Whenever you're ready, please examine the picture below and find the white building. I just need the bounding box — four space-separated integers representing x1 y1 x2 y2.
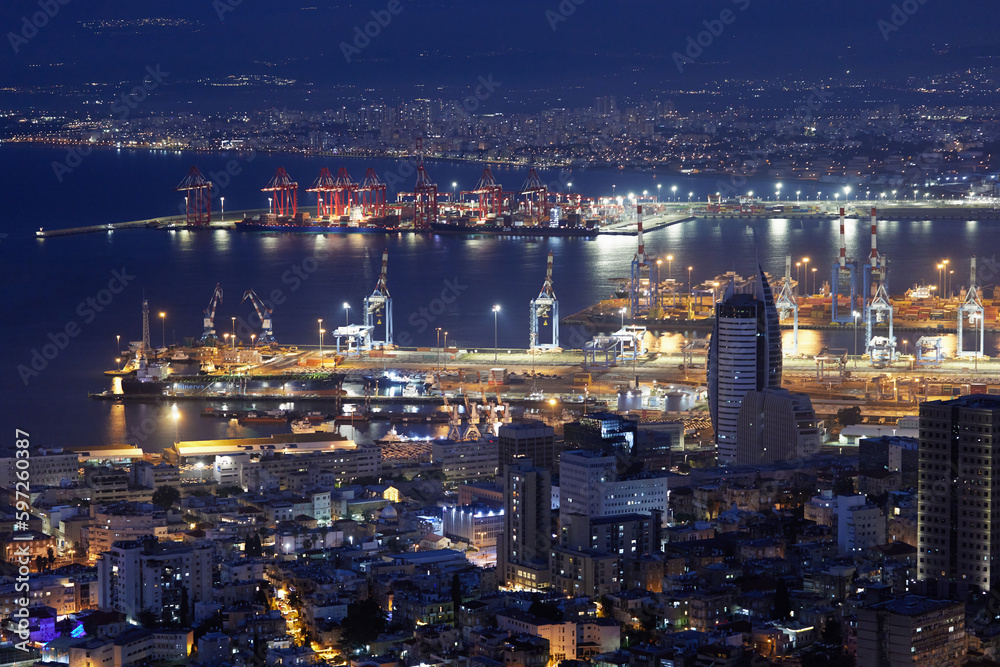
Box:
0 448 79 488
431 438 499 483
836 495 885 556
96 537 212 623
559 450 668 524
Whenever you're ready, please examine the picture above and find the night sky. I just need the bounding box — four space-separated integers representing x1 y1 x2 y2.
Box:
1 0 997 110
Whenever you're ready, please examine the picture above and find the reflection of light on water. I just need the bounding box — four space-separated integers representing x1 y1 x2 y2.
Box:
107 403 126 443
112 377 123 395
783 329 826 357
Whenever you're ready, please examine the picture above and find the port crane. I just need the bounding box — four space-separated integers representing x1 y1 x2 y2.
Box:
307 168 338 218
774 255 798 355
175 166 212 226
530 251 560 349
463 167 505 221
957 256 985 359
241 290 275 346
262 167 297 218
629 205 661 318
830 207 860 324
862 208 896 364
199 284 223 344
363 249 393 347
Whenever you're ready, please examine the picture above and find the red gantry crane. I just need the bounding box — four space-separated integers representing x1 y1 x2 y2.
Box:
307 168 338 218
413 138 438 230
175 167 212 226
462 167 505 221
521 168 549 223
262 167 298 218
359 168 387 219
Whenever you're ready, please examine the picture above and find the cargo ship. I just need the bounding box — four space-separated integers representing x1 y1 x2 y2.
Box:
235 214 400 234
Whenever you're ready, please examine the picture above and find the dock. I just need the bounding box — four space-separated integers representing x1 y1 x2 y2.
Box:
600 212 694 235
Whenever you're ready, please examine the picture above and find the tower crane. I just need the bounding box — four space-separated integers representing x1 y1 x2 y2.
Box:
363 248 393 347
199 284 223 344
241 289 276 346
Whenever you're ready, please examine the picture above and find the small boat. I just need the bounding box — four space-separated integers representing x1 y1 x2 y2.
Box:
291 418 315 433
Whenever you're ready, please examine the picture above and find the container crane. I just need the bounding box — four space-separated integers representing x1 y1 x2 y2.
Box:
774 255 798 355
530 251 559 349
241 289 275 345
863 208 895 362
199 284 223 344
957 256 985 358
175 167 213 226
363 248 393 347
830 207 860 324
629 205 661 318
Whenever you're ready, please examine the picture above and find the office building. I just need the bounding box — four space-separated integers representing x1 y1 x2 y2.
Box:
431 438 499 483
0 448 78 488
918 395 1000 599
563 412 637 457
559 450 668 523
708 265 782 463
498 421 558 472
442 504 504 549
860 435 918 487
856 595 965 667
499 462 552 590
735 388 821 465
96 537 212 623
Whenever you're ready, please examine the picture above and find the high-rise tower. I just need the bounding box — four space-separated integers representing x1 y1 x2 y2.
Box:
708 263 782 463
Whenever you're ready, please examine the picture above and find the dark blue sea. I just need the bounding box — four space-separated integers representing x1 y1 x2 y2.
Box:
1 144 995 451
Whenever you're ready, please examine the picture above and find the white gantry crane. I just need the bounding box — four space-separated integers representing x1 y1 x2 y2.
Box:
775 255 799 355
530 251 559 349
363 248 393 347
957 256 985 358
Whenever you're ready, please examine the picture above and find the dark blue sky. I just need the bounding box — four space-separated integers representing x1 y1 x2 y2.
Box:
2 0 996 109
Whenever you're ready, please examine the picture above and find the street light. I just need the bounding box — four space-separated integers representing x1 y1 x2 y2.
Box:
666 255 673 281
268 197 273 214
443 331 448 371
318 318 324 363
853 310 860 362
802 258 810 294
116 334 120 360
492 304 501 363
231 317 236 349
220 196 225 222
436 327 442 373
159 312 166 349
811 267 817 295
796 190 801 202
251 333 256 349
657 183 662 201
452 181 458 202
687 266 693 305
619 307 626 330
343 302 350 327
671 185 677 201
844 186 851 201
